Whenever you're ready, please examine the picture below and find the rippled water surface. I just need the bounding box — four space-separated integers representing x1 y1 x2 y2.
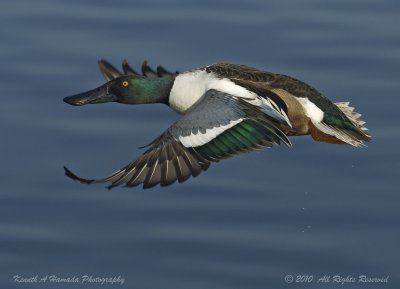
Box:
1 0 400 288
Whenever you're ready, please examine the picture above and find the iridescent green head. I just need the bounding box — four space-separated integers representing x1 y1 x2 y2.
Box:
63 75 174 106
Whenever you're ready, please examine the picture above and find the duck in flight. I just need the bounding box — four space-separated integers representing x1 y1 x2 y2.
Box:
63 59 370 189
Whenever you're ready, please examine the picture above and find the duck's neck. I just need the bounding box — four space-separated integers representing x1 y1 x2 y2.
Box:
125 76 175 105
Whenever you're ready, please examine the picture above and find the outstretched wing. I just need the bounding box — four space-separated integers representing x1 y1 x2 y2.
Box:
65 89 291 189
97 59 177 81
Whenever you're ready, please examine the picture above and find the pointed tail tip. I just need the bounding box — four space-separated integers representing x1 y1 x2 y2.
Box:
97 59 108 67
63 166 94 184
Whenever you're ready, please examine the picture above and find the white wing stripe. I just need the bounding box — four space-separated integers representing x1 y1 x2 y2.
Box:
179 119 243 148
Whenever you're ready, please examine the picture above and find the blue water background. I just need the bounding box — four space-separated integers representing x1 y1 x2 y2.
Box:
1 0 399 288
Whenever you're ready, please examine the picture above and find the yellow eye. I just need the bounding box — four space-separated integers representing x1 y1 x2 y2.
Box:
122 81 129 87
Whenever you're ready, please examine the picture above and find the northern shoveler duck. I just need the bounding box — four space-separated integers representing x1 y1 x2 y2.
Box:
63 59 370 189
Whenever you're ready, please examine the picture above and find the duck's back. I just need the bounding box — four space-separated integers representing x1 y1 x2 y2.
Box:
174 63 370 146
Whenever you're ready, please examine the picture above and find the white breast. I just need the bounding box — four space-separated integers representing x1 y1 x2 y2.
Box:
169 70 256 113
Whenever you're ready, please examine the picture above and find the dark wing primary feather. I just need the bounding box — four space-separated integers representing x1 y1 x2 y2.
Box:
97 59 124 81
64 139 210 189
65 89 290 189
122 59 140 75
97 59 176 81
141 60 158 78
66 136 211 189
